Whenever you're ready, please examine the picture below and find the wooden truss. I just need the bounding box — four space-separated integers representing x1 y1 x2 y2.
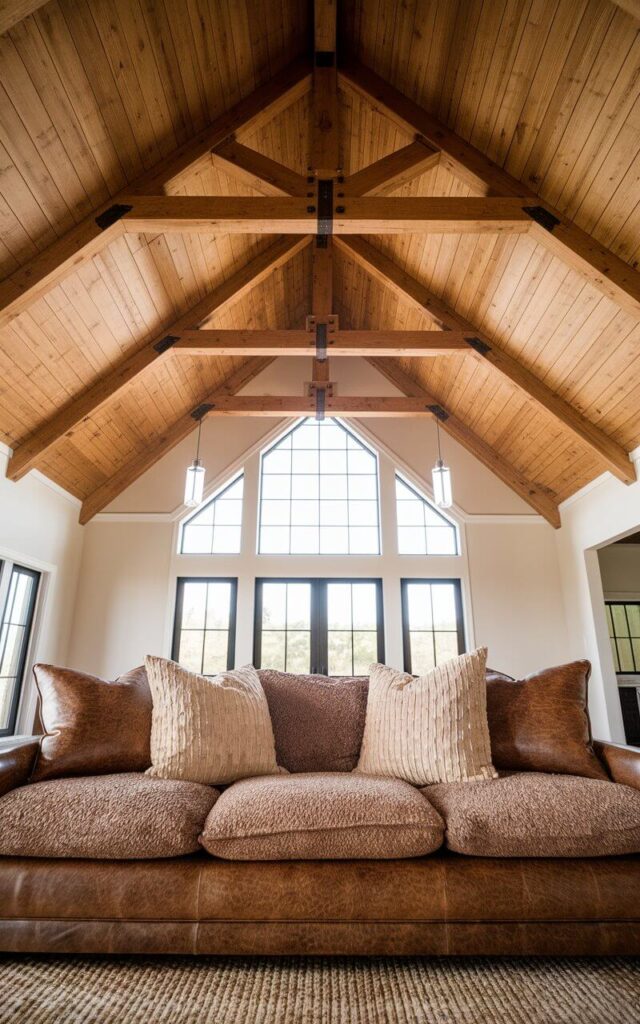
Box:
4 0 638 527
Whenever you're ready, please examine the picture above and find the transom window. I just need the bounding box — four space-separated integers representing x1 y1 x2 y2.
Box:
606 602 640 674
0 564 40 736
258 418 380 555
254 578 384 675
172 578 237 675
181 475 243 554
401 579 464 675
395 475 458 555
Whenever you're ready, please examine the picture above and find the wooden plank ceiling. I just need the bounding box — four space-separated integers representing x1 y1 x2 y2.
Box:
1 0 640 522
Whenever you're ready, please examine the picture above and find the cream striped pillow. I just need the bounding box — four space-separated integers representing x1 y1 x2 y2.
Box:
356 649 497 786
145 657 280 785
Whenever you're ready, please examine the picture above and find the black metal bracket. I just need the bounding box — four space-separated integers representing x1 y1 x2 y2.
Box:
95 204 133 230
191 402 214 421
427 403 449 422
153 334 179 354
523 205 561 233
465 336 491 356
315 387 326 421
316 179 333 247
315 51 335 67
315 321 328 361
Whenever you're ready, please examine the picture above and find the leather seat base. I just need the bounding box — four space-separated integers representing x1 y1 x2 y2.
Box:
1 852 639 956
2 920 639 956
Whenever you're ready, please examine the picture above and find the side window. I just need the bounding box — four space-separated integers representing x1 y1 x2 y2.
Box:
401 579 464 674
0 565 40 736
172 578 237 675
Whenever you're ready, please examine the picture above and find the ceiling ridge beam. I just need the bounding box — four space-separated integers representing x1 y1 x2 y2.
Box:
336 235 634 484
78 357 275 526
367 357 561 528
7 236 312 482
342 139 441 196
0 57 312 329
338 59 640 318
210 140 309 196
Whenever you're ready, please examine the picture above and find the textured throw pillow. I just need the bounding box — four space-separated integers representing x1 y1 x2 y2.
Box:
258 670 369 772
200 773 444 860
31 664 152 783
486 661 608 780
145 657 280 785
357 649 497 786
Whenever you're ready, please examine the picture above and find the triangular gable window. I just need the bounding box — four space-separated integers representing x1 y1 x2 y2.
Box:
395 475 458 555
180 475 243 554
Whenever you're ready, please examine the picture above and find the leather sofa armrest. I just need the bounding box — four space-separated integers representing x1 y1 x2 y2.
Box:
0 736 40 797
594 740 640 791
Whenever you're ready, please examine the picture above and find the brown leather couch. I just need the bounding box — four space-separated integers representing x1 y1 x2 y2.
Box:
1 735 639 956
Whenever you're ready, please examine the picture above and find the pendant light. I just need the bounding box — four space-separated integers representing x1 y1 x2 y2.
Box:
184 413 206 508
431 416 452 509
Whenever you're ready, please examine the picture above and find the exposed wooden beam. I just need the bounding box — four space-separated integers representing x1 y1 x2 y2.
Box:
368 357 561 528
312 0 339 177
166 395 467 417
210 140 309 196
118 195 532 234
610 1 640 21
7 236 311 482
339 60 640 317
337 235 635 484
0 57 311 329
79 357 275 526
173 328 470 356
343 139 441 196
0 0 47 35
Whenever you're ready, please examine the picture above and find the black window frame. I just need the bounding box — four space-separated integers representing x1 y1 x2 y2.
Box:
254 577 385 675
401 578 465 674
606 600 640 675
172 577 238 674
0 564 40 737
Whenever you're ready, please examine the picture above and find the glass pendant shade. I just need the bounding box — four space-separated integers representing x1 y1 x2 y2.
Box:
432 458 452 508
184 459 205 507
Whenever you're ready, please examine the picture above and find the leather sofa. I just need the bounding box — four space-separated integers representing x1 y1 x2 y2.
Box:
1 734 639 956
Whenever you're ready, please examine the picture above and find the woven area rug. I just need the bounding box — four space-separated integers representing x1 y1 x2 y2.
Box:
1 956 639 1024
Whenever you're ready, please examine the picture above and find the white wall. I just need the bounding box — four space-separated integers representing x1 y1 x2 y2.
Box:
0 444 84 732
555 450 640 742
598 543 640 599
66 360 569 684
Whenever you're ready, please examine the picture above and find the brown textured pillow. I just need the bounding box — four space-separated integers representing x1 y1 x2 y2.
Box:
0 773 218 859
200 773 444 860
32 664 152 783
258 670 369 772
424 772 640 857
486 661 608 780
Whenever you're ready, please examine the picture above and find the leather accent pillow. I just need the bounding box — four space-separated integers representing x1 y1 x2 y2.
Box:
0 773 218 859
357 649 497 786
486 661 608 780
424 772 640 857
200 772 443 860
32 664 152 783
145 657 280 785
258 670 368 772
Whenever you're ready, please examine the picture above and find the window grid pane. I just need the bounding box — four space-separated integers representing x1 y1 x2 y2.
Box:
607 602 640 674
402 581 463 675
395 475 458 555
260 582 312 673
173 580 236 675
181 476 244 554
0 566 40 734
259 419 380 554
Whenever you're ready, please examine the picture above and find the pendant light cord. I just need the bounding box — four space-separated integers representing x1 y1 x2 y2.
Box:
194 417 203 464
435 418 443 463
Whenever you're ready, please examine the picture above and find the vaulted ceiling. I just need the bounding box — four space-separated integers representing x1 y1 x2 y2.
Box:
1 0 639 527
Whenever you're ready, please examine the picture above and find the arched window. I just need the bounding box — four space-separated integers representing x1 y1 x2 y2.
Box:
180 475 244 554
258 418 380 554
395 474 458 555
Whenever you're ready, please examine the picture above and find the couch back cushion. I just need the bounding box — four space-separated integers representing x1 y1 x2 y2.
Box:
258 670 369 772
485 661 608 780
32 664 152 782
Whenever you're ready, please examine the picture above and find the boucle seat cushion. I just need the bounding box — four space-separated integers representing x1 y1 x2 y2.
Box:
200 773 444 860
0 773 218 859
423 772 640 858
